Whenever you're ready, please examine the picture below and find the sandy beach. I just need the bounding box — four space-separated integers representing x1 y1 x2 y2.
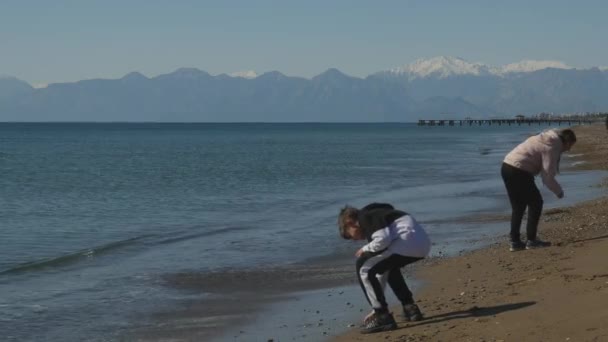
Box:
334 124 608 342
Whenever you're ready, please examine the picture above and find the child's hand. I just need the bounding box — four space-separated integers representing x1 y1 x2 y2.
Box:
355 248 364 257
363 310 375 324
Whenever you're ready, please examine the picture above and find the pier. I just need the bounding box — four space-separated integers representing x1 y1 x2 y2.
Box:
417 118 595 126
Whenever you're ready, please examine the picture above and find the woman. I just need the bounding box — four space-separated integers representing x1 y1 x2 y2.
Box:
501 128 577 251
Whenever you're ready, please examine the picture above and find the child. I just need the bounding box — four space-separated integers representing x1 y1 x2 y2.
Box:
501 128 576 251
338 203 431 334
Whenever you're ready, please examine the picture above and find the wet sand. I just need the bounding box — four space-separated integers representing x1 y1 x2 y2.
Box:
126 253 363 341
334 124 608 342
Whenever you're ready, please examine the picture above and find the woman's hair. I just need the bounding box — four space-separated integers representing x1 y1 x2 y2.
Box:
556 129 576 173
558 129 577 145
337 205 359 239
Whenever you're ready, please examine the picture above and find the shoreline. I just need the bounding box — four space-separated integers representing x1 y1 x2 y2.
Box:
333 124 608 341
127 124 607 342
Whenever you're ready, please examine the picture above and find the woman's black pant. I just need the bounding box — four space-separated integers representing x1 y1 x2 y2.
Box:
501 162 543 242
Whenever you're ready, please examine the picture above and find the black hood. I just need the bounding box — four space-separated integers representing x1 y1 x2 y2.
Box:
358 203 407 241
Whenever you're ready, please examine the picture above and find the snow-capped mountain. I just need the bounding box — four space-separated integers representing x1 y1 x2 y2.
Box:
383 56 575 79
498 60 571 74
387 56 493 79
229 70 258 79
1 59 607 122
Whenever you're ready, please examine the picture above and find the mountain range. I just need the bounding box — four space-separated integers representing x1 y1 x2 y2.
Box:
1 56 607 122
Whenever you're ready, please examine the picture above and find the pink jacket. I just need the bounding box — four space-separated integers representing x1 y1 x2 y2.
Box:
503 129 563 196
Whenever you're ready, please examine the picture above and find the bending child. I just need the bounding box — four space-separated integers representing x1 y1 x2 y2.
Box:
338 203 431 334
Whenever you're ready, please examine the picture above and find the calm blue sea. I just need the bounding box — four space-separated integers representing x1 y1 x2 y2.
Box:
0 123 604 341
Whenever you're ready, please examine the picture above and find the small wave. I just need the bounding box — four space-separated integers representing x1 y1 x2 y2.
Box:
162 261 353 294
352 165 396 170
0 235 150 276
0 225 255 276
478 147 492 155
155 225 254 245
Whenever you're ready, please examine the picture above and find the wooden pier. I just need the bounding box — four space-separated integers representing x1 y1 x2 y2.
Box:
417 118 595 126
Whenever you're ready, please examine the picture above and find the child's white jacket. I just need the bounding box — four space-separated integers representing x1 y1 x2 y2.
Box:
361 215 431 258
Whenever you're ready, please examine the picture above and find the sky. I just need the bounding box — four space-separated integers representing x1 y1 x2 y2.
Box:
1 0 607 86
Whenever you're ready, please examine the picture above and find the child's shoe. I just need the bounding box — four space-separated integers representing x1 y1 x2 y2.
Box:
526 239 551 249
402 303 423 322
360 312 397 334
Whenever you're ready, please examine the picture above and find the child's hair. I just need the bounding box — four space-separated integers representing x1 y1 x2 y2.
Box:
338 205 359 239
558 129 577 145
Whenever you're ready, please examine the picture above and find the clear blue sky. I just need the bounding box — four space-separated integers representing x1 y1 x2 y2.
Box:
2 0 607 86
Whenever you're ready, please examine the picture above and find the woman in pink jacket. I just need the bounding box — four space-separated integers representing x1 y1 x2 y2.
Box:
501 128 577 252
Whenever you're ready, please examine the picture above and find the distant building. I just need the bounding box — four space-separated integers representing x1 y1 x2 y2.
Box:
515 114 525 120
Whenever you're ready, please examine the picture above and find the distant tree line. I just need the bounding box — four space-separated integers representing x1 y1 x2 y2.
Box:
525 112 608 121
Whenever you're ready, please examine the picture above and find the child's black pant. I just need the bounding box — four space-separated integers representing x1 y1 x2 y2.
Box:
501 162 543 242
356 252 422 312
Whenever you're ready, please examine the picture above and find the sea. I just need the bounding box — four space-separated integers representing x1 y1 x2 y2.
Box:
0 123 605 341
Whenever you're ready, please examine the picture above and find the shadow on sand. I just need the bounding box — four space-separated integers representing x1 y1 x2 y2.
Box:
392 301 536 331
569 234 608 244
